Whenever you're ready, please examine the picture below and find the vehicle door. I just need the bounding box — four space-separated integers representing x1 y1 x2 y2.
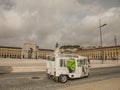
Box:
81 59 89 76
74 59 82 77
67 59 82 78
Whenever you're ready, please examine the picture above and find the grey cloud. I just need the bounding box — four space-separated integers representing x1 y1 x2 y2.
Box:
77 0 96 5
0 0 14 10
0 0 120 49
100 0 120 10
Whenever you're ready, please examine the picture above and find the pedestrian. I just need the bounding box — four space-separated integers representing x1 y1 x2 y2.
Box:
87 56 90 64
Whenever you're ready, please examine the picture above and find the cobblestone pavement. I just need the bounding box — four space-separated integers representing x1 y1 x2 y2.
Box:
0 66 120 90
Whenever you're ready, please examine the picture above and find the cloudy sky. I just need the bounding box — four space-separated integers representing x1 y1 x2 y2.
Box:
0 0 120 49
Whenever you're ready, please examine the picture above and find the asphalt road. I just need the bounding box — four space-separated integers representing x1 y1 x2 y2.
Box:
0 66 120 90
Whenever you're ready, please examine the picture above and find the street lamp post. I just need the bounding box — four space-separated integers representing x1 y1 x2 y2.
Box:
98 19 107 64
114 36 119 62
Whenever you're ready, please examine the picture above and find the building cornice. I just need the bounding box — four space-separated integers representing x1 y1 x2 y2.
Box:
0 46 22 49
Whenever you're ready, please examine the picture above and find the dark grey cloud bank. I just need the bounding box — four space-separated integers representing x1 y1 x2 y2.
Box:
0 0 120 49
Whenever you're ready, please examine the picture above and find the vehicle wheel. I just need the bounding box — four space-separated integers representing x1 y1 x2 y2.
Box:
59 75 68 83
54 77 59 82
47 74 52 80
85 73 89 77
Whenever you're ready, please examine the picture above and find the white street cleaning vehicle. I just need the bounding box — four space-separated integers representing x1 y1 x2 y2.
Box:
46 53 90 83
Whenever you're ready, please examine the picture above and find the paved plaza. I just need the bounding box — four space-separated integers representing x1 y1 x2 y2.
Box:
58 78 120 90
0 58 120 90
0 59 46 73
0 58 120 73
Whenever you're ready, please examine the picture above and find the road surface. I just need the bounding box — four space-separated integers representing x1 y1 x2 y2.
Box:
0 66 120 90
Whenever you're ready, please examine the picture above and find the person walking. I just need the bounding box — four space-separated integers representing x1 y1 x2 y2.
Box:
87 56 91 64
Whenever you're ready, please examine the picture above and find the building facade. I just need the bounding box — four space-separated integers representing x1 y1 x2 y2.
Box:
78 46 120 60
0 46 22 59
59 45 120 60
21 40 39 59
0 40 54 59
0 40 120 60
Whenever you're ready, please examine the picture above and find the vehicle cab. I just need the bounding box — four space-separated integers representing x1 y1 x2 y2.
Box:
46 54 89 83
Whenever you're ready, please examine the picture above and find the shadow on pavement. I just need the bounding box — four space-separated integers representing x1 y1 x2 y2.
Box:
0 66 13 74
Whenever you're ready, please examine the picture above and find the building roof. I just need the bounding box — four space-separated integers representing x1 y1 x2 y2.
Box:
39 49 54 51
80 45 120 51
60 45 80 49
0 46 54 51
0 46 22 49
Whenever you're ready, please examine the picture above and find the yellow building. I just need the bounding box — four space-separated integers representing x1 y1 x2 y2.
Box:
59 45 120 60
78 46 120 60
0 40 54 59
0 46 53 59
1 41 120 60
38 49 53 59
0 46 22 59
